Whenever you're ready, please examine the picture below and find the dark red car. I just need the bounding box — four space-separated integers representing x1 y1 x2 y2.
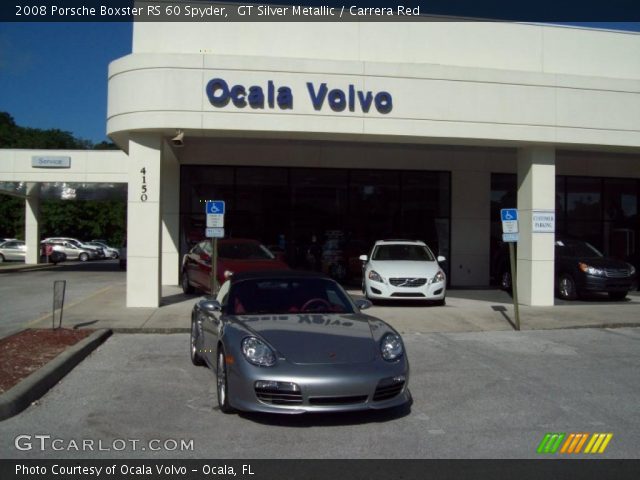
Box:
181 238 289 294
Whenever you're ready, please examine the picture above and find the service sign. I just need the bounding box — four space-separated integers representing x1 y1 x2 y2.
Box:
31 156 71 168
532 210 555 233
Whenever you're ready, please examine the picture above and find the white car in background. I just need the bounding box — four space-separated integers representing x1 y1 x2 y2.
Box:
360 239 447 305
87 241 119 259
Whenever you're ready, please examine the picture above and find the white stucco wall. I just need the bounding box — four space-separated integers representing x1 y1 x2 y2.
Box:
109 21 640 150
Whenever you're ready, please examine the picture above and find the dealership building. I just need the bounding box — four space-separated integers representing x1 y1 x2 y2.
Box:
1 17 639 308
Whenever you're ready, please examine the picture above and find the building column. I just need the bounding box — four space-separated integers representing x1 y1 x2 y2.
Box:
127 133 162 307
161 141 180 286
25 183 40 264
517 147 556 306
451 170 491 286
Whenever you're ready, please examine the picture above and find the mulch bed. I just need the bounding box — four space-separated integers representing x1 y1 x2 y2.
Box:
0 329 93 394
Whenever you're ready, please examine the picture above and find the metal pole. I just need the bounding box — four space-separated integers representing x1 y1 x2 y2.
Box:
211 237 218 297
509 242 520 331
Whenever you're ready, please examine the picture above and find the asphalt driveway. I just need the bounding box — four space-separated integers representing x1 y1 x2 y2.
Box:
0 328 638 459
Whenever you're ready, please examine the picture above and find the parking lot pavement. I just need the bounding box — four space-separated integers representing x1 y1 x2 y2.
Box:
0 260 125 338
0 329 638 459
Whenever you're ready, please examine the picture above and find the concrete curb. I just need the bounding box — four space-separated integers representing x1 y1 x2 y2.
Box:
112 327 189 334
0 263 62 274
0 328 112 421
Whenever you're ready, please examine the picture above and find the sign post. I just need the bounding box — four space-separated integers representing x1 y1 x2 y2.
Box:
205 201 225 296
501 208 520 331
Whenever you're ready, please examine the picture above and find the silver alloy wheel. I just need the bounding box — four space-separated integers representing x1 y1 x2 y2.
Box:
559 276 575 299
79 252 89 262
217 351 226 408
190 322 198 360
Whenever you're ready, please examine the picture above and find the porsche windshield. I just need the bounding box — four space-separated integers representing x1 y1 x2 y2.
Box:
372 244 435 261
228 278 355 315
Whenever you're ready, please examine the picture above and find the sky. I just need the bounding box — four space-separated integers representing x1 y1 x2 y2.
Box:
0 21 638 144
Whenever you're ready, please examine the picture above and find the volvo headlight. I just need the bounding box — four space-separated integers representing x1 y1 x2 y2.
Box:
368 270 384 283
241 337 276 367
380 333 404 361
629 264 636 276
433 270 445 283
579 262 605 277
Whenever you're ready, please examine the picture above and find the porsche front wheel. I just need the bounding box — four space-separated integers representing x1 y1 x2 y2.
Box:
216 348 234 414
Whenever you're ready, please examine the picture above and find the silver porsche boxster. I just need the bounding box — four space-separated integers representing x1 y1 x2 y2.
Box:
190 270 410 414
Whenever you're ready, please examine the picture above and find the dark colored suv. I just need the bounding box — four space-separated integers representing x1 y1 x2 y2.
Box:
555 238 636 300
495 237 636 300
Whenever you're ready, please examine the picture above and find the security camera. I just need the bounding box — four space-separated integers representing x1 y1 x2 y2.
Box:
171 130 184 147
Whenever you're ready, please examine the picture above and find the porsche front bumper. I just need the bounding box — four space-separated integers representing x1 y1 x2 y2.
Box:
225 356 410 414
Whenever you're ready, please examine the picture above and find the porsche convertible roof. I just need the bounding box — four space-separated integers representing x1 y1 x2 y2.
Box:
230 270 330 283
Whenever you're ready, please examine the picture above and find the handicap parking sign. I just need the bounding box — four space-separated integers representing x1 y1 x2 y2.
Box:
206 201 225 215
501 208 518 221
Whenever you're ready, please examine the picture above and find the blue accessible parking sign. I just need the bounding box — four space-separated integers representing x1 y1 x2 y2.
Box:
500 208 518 221
206 201 225 215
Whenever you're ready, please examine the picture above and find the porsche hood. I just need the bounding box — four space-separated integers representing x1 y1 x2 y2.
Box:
234 313 378 365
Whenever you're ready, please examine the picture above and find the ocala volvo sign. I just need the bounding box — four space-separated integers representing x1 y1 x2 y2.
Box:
206 78 392 114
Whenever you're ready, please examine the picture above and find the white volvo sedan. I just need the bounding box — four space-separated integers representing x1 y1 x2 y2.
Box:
360 240 447 305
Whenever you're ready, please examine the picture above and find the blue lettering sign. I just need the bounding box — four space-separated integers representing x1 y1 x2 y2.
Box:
207 78 392 114
306 82 392 114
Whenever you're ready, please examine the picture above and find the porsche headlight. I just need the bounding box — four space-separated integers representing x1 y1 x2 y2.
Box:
241 337 276 367
433 270 445 283
380 333 404 361
368 270 384 283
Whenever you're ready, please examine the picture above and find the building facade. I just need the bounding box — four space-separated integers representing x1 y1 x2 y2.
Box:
2 18 639 307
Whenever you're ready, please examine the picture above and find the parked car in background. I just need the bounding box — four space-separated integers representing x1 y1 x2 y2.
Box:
0 240 26 262
40 243 67 264
182 238 289 294
42 237 105 259
190 270 410 413
495 238 636 300
360 239 447 305
555 238 636 300
87 241 119 259
41 239 98 262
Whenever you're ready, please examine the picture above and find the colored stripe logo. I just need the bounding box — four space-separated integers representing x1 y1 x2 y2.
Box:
537 433 613 454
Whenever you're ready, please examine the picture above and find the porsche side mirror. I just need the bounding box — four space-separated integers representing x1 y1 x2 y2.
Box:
200 299 222 313
437 256 446 263
354 299 372 310
359 255 368 262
